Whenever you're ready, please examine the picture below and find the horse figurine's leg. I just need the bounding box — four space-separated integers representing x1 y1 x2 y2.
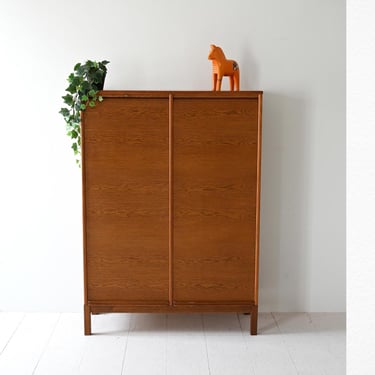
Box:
212 73 218 91
233 70 240 91
229 75 234 91
216 76 223 91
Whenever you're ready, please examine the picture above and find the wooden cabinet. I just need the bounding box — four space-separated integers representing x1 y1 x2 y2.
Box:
82 91 262 335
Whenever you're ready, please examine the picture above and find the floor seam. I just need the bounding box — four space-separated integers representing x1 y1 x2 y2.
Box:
271 312 300 375
202 314 212 375
32 313 61 375
0 313 26 357
120 314 132 375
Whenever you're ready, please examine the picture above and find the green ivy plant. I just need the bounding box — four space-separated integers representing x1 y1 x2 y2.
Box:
59 60 110 165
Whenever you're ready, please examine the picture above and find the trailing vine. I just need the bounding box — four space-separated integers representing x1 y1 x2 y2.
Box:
59 60 109 165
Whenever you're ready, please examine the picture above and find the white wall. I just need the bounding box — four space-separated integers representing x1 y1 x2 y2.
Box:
0 0 345 312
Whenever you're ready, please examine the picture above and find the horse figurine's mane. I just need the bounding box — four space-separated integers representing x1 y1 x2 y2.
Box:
208 44 240 91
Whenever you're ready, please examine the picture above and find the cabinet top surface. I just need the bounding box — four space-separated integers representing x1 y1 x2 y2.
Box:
99 90 263 98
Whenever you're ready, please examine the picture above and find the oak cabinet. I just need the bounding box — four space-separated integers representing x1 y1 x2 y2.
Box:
82 91 262 335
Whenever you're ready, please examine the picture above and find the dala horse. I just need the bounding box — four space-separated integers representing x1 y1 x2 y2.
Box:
208 44 240 91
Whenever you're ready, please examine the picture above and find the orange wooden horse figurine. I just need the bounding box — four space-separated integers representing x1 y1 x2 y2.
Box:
208 44 240 91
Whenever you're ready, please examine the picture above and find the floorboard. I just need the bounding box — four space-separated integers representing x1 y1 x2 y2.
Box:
0 312 346 375
0 313 59 375
79 313 131 375
0 312 24 355
239 313 300 375
121 313 167 375
203 313 255 375
272 313 345 375
32 313 86 375
166 314 210 375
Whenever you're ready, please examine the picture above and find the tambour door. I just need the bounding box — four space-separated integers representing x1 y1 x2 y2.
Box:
172 96 260 304
83 96 170 304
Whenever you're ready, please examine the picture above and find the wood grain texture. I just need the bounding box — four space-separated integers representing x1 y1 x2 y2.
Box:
254 93 263 306
82 91 262 335
173 97 259 303
89 304 253 314
83 97 169 303
169 94 174 306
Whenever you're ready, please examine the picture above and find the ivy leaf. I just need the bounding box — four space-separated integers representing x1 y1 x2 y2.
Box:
67 73 75 83
59 107 70 116
98 96 103 102
101 60 110 66
66 84 76 94
89 101 95 107
80 103 86 110
63 95 74 106
88 89 97 97
72 76 82 87
81 94 88 101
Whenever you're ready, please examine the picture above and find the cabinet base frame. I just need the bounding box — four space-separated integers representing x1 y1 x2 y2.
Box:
84 302 258 336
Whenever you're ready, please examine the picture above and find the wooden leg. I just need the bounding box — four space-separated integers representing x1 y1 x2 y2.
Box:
230 76 234 91
234 70 240 91
216 77 222 91
84 304 91 335
212 73 218 91
250 305 258 335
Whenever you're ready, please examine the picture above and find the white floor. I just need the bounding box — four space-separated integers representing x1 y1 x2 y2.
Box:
0 312 345 375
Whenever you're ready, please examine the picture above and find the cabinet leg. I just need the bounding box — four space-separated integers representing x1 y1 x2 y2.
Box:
250 305 258 335
84 305 91 335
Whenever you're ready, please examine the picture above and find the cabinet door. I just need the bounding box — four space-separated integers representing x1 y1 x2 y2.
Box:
173 97 259 303
83 97 169 304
